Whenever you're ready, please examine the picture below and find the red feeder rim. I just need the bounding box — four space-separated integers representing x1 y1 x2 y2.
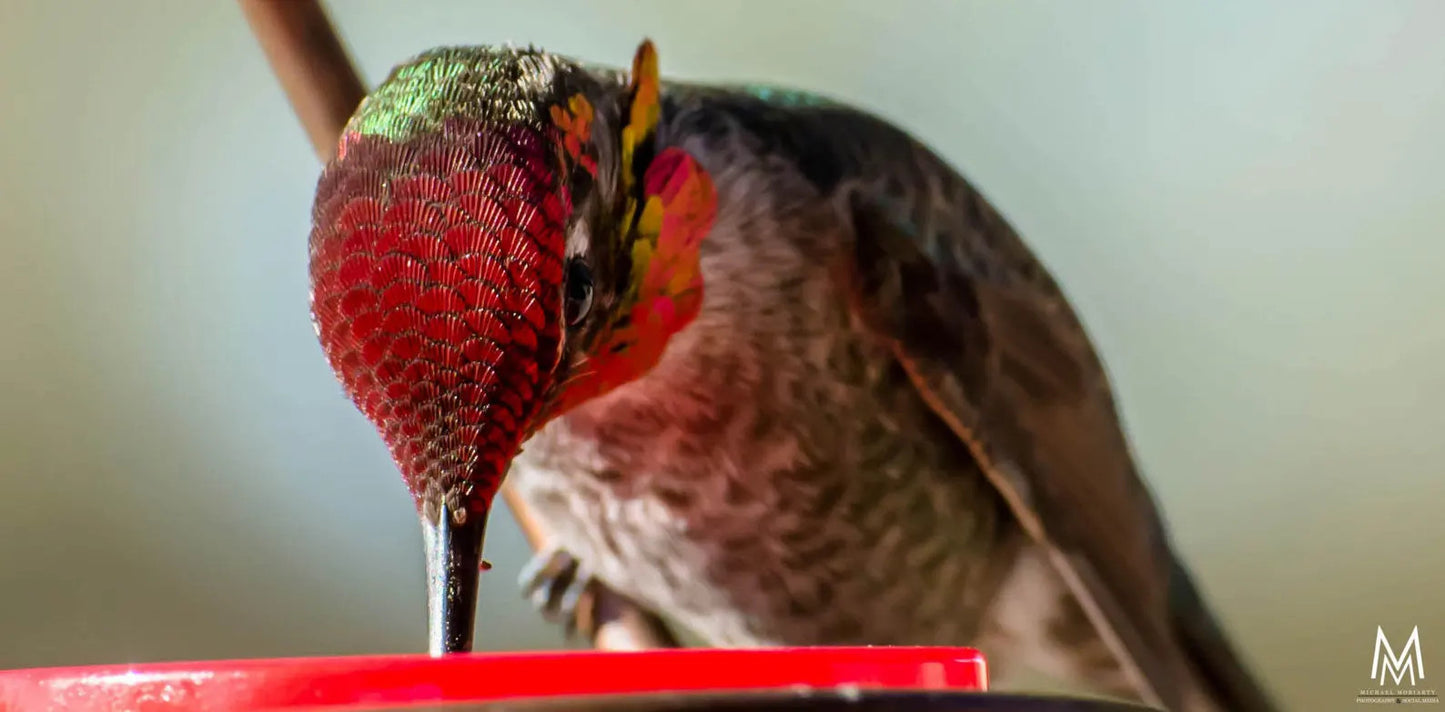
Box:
0 647 986 711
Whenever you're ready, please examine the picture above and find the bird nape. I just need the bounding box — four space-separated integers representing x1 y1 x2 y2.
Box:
306 39 1277 712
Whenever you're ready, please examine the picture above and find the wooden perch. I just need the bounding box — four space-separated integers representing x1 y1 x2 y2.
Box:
239 0 679 652
239 0 365 161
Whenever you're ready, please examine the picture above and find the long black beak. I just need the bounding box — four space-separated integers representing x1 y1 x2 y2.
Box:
421 498 489 655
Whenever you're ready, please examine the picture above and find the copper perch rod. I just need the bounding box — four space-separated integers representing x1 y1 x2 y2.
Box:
239 0 365 161
238 0 679 651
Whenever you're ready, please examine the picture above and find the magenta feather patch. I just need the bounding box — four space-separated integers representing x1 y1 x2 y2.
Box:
308 120 567 514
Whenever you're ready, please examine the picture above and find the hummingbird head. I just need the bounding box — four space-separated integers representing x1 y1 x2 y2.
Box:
308 40 715 652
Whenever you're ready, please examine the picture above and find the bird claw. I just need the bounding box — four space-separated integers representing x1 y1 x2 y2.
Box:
519 547 598 641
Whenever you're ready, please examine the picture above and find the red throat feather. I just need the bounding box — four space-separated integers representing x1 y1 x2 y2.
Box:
308 118 567 518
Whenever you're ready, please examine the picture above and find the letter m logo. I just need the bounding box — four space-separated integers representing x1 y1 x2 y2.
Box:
1372 626 1425 686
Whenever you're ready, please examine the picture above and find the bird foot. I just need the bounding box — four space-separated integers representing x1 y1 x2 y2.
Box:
519 546 600 641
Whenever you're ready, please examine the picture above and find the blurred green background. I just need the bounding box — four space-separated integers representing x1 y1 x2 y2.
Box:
2 1 1441 709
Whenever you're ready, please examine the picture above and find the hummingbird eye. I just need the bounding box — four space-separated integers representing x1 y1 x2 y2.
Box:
564 257 595 327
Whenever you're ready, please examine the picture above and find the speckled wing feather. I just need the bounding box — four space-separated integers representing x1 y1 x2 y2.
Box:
656 84 1276 712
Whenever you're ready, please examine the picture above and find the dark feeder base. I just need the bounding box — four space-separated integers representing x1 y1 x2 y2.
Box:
0 648 1157 712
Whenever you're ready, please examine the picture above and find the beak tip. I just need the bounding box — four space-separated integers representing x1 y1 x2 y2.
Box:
421 497 490 656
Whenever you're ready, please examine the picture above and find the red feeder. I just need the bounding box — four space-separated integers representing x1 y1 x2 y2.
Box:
0 647 1153 711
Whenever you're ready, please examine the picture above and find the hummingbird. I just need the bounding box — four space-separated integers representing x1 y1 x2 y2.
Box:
307 40 1277 711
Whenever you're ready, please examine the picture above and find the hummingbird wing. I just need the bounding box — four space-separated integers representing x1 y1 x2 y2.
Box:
660 84 1276 711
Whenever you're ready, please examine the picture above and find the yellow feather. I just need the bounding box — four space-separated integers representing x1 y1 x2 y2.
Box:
636 196 664 240
630 234 655 281
620 125 639 188
620 40 662 195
